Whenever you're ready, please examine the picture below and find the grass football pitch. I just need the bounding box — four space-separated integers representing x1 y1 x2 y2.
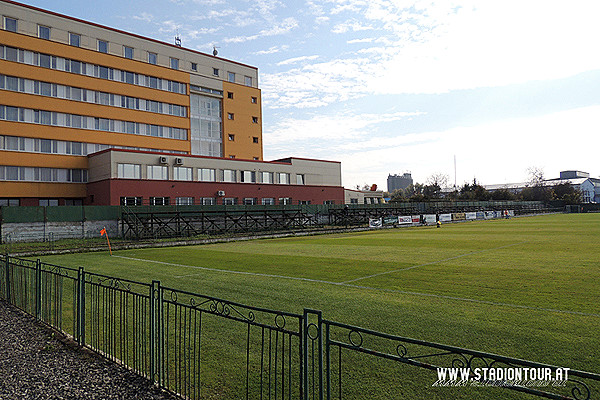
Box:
39 213 600 399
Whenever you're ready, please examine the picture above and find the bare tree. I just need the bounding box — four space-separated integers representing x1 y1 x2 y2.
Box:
527 166 545 186
426 173 450 188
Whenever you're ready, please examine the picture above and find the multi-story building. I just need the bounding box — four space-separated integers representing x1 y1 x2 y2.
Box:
387 172 413 193
0 0 344 206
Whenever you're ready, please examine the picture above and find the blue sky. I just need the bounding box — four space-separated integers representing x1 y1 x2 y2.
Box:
20 0 600 189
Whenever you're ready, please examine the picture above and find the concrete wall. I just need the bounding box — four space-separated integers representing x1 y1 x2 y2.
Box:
1 220 118 242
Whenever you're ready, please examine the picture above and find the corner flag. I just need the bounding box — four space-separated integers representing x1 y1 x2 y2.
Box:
100 227 112 255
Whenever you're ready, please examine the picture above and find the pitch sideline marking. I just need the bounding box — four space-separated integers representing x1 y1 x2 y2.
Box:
340 241 529 284
112 252 600 318
113 255 340 285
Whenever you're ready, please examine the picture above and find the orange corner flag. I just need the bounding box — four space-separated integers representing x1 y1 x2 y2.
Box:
100 227 112 256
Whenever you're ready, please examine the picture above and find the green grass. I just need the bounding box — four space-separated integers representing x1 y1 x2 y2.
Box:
38 213 600 400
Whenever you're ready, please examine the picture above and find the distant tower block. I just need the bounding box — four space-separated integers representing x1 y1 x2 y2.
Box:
387 172 413 192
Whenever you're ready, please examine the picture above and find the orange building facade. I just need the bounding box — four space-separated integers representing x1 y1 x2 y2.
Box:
0 0 343 206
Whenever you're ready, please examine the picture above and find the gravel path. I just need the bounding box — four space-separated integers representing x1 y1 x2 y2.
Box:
0 301 180 400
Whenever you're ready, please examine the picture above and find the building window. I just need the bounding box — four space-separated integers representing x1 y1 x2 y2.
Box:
191 62 197 71
199 168 216 182
251 96 257 104
252 116 259 124
245 76 252 86
222 169 236 182
201 197 215 205
323 200 334 205
228 72 235 82
253 137 259 143
117 163 141 179
98 40 108 53
253 157 259 160
147 165 168 180
223 197 237 205
170 57 179 70
241 171 256 183
228 134 235 141
150 197 170 206
173 166 193 181
243 198 257 205
69 33 81 47
148 52 157 64
299 200 311 205
176 197 194 205
124 46 134 59
261 171 273 184
278 173 290 185
227 113 234 120
39 199 59 207
64 199 83 206
120 196 142 206
213 68 219 76
279 197 292 205
262 198 275 205
229 155 235 159
296 174 305 185
0 198 20 206
4 17 17 32
38 25 50 40
350 198 358 204
227 92 234 99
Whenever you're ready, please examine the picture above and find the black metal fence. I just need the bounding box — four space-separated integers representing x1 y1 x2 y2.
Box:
1 254 598 400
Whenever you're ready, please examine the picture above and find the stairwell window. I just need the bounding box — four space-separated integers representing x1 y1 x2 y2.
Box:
124 46 134 59
98 40 108 53
38 25 50 40
69 33 81 47
4 17 17 32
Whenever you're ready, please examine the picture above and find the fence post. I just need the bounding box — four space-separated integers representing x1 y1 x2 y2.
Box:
303 309 324 400
4 254 10 302
78 267 85 345
35 259 42 320
150 280 161 385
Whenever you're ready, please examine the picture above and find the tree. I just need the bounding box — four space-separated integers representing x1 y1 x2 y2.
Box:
553 182 582 204
490 188 516 200
523 167 552 201
426 173 450 189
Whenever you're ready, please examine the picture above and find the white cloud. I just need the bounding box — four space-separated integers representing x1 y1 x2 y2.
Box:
276 55 319 66
223 17 298 43
265 1 600 108
331 19 373 34
265 105 600 189
132 12 153 23
254 45 290 55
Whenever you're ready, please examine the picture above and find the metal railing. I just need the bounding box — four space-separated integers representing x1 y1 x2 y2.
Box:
1 254 598 400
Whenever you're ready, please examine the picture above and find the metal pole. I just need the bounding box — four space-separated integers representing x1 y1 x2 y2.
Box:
35 259 42 320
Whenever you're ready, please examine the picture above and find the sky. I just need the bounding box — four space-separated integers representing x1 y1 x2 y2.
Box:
16 0 600 189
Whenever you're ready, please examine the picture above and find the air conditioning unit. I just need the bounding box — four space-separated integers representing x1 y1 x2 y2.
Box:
175 157 184 165
217 190 225 197
159 156 168 164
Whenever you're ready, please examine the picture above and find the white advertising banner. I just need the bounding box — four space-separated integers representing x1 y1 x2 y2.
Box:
424 214 437 223
508 210 515 217
399 216 413 224
369 218 383 228
439 214 452 222
484 211 495 219
411 215 421 223
465 212 477 220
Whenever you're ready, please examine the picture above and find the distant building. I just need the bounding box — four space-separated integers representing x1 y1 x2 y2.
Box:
344 189 384 205
484 170 600 203
387 173 413 193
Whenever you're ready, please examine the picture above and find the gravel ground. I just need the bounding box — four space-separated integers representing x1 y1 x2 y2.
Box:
0 300 180 400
